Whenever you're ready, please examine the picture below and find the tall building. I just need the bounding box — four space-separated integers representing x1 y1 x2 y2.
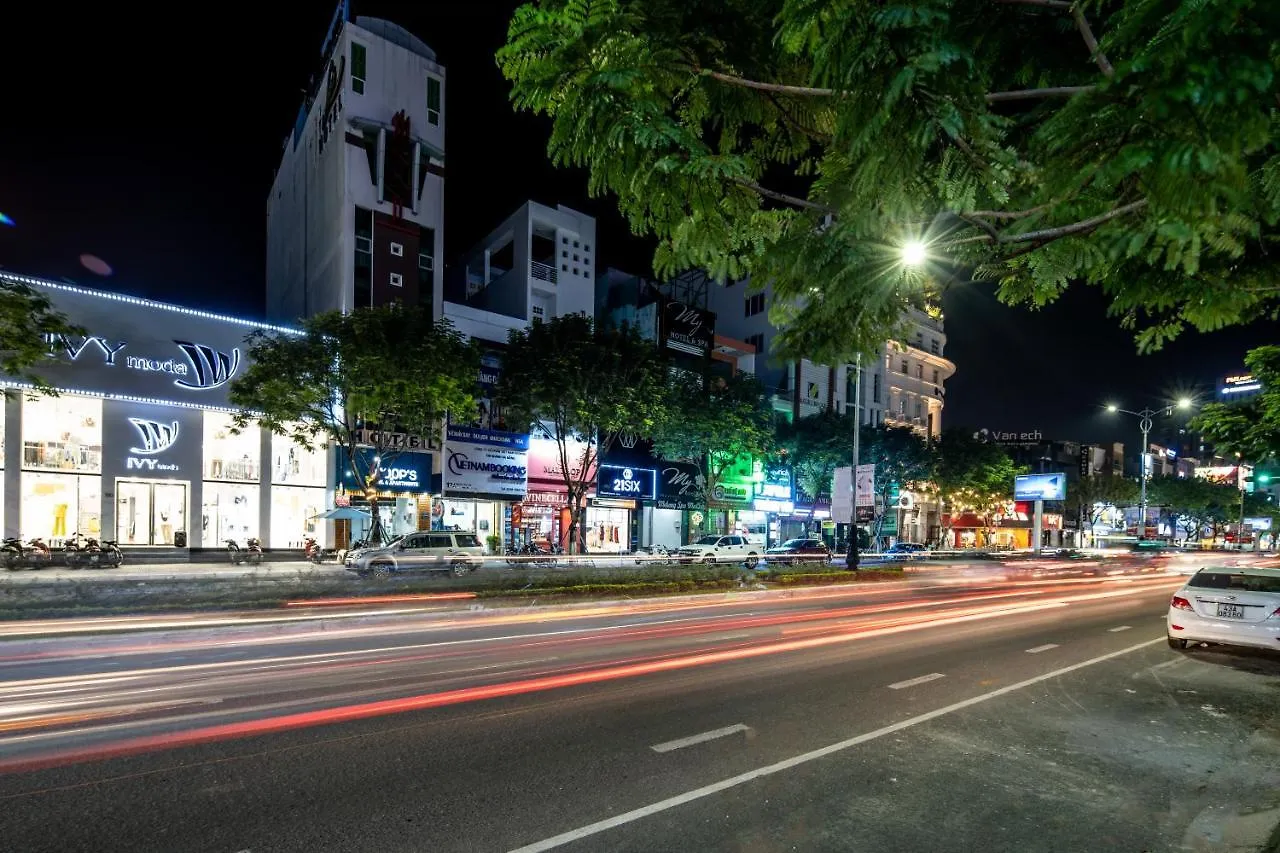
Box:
705 278 955 436
266 4 446 323
444 202 596 343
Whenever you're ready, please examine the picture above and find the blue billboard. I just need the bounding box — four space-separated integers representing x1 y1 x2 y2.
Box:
1014 472 1067 501
341 448 433 493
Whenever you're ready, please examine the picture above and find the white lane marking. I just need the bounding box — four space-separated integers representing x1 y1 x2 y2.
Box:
505 638 1164 853
1108 625 1132 632
650 724 750 753
887 673 946 690
1025 644 1059 654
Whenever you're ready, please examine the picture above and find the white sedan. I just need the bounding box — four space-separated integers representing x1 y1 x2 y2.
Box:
1167 566 1280 652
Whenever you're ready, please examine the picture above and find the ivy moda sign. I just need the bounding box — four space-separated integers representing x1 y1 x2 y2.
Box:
48 334 241 391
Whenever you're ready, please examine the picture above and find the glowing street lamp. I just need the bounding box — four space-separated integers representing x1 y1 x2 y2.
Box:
1104 399 1197 538
901 240 927 267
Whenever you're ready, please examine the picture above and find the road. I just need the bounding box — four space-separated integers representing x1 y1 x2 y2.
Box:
1 569 1277 852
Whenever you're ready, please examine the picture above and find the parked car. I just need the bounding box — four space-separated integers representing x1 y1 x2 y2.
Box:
675 535 760 568
347 531 486 579
1167 566 1280 652
765 538 832 567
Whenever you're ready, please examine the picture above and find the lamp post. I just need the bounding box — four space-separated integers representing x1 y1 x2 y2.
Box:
847 354 861 569
1105 398 1192 539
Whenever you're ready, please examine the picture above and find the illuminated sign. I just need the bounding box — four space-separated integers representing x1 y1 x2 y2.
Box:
128 419 179 455
48 334 241 391
1014 473 1067 501
1221 373 1261 394
712 482 753 503
597 465 657 500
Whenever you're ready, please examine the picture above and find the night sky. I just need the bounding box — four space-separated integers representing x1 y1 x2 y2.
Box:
1 2 1271 451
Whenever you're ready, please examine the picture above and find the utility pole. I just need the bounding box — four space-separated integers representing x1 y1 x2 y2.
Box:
847 354 861 570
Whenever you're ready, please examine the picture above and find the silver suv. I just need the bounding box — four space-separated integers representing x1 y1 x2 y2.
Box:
347 531 486 579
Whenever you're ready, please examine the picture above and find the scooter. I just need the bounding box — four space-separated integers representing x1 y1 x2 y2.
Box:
85 538 124 568
303 537 326 564
227 538 264 565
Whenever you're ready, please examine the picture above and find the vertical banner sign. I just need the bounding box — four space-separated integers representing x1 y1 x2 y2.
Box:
855 464 875 507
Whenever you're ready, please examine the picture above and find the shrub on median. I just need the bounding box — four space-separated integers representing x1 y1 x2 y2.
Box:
765 569 904 585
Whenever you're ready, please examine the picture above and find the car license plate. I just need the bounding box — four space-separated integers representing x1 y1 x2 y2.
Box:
1216 603 1245 619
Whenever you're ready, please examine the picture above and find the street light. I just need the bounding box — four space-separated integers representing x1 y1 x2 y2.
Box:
1104 400 1194 540
901 241 927 267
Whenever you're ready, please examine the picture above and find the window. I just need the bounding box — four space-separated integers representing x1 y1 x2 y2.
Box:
390 242 404 257
23 395 102 474
271 431 327 487
899 398 907 414
572 267 579 276
562 236 569 244
873 372 881 403
744 333 765 352
203 482 259 545
426 533 453 549
900 359 908 374
204 412 260 482
573 240 579 248
932 368 939 384
562 250 568 258
573 254 579 262
745 293 765 317
351 43 367 94
915 399 923 417
583 244 590 252
561 264 568 272
354 206 373 308
915 364 923 379
532 304 545 321
426 76 441 125
417 226 435 290
930 339 939 355
21 472 100 545
389 272 403 287
272 486 326 549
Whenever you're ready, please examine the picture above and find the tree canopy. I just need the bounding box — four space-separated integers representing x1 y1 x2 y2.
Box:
229 305 480 541
1192 345 1280 463
499 0 1280 362
0 278 84 394
651 369 776 516
1063 471 1140 526
930 429 1021 527
497 314 672 550
777 408 857 513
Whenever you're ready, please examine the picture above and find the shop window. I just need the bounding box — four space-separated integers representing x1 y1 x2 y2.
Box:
21 472 101 545
272 485 327 549
116 480 186 546
204 412 260 482
22 395 103 474
271 432 328 487
202 482 259 545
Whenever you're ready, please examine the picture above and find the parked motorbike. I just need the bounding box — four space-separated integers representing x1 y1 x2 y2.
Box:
2 537 26 570
635 544 673 565
505 542 557 567
227 538 264 566
84 537 124 568
303 537 326 564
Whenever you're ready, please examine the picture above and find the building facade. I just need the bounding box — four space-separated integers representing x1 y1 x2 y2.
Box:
0 273 331 552
266 5 446 323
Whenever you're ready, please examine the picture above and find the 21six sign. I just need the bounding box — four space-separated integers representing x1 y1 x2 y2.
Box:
596 465 657 500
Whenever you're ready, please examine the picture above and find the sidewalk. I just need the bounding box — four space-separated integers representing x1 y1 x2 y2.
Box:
0 560 338 584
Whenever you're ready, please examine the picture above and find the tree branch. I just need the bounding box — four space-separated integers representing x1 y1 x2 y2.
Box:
966 204 1051 220
1071 4 1115 78
947 199 1147 247
702 69 835 98
735 179 835 214
985 86 1095 103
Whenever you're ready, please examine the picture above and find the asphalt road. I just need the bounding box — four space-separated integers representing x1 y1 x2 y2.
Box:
1 570 1277 853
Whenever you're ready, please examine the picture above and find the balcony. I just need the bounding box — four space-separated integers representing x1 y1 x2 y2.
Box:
531 261 558 286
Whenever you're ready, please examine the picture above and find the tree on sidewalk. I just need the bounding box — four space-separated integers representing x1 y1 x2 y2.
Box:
499 0 1280 361
1192 346 1280 463
652 370 775 534
229 305 480 544
0 275 85 394
497 315 671 553
858 425 932 546
930 430 1020 547
1063 472 1140 538
777 408 858 523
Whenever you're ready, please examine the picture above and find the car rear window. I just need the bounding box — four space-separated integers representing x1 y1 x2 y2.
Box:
1188 571 1280 593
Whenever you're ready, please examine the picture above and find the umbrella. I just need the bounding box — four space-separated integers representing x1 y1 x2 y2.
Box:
311 507 373 521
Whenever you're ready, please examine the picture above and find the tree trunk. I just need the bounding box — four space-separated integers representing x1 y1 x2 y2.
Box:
367 496 386 545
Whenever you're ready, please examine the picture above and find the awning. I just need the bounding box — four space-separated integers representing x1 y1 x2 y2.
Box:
311 507 373 521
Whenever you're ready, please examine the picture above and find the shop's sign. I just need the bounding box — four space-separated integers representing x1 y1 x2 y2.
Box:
660 299 714 358
125 417 182 472
759 464 792 501
341 448 432 493
444 425 529 501
47 333 242 391
528 436 596 486
590 497 637 510
657 462 704 510
597 465 657 500
712 482 753 504
354 427 439 451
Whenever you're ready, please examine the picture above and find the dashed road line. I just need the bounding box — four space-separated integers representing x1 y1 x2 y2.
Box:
887 672 946 690
1025 644 1059 654
1108 625 1132 633
650 724 751 753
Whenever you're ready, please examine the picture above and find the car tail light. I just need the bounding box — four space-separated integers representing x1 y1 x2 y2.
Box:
1170 595 1193 611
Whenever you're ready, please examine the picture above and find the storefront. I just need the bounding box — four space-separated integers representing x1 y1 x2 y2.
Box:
338 447 434 543
0 272 332 550
526 436 597 551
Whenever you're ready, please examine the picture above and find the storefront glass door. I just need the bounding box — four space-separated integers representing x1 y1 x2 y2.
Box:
116 480 188 545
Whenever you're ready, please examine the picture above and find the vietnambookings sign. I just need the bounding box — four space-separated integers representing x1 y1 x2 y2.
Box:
443 425 530 502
